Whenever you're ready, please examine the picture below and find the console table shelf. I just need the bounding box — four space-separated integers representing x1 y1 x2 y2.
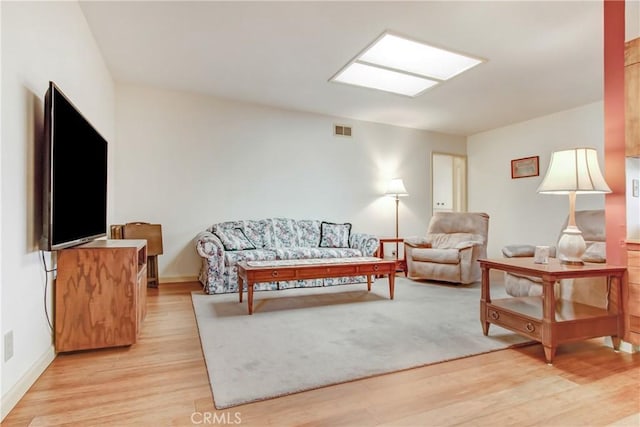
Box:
491 297 613 322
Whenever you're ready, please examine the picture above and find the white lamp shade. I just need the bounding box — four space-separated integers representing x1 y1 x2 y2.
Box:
537 148 611 194
385 178 409 196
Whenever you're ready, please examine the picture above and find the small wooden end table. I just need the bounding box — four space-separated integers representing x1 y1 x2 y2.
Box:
479 257 626 363
237 257 396 315
376 238 407 275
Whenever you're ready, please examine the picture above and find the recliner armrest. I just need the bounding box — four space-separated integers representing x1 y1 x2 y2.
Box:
582 242 606 263
502 244 559 258
455 240 483 250
502 244 536 258
405 236 432 248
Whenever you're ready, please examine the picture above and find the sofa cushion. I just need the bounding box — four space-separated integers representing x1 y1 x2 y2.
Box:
319 222 351 248
296 220 321 247
274 247 362 260
242 219 273 248
224 249 277 266
210 220 243 234
214 228 256 251
411 248 460 264
315 247 362 258
272 218 300 247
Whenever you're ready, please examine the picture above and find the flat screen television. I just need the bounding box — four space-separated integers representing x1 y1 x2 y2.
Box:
41 81 108 251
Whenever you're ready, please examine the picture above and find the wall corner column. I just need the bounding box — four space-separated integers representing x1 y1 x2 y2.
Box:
604 0 627 266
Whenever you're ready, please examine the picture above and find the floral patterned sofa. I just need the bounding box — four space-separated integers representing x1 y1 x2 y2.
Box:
195 218 380 294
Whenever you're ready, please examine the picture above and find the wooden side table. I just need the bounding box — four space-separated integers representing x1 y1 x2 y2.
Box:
376 238 407 276
479 257 626 363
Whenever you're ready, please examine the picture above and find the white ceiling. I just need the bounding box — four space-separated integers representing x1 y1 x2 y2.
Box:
79 1 605 136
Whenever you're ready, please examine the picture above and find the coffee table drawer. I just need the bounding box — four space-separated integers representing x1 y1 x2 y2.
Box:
358 263 392 275
252 269 297 281
295 265 358 279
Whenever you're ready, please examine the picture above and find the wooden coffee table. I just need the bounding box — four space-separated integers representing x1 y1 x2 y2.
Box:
479 257 626 363
237 257 396 314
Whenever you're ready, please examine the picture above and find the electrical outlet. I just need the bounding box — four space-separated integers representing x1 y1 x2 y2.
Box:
633 179 639 198
4 330 14 362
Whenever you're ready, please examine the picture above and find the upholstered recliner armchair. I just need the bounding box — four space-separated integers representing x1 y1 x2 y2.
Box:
404 212 489 284
502 209 607 307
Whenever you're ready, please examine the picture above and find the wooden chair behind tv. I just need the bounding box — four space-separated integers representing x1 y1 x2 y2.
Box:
110 222 163 288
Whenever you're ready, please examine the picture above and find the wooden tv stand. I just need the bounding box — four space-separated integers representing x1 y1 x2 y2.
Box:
55 239 148 352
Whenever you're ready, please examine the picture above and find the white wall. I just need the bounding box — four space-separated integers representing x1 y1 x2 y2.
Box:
114 84 466 280
1 2 115 418
467 102 606 257
627 0 640 42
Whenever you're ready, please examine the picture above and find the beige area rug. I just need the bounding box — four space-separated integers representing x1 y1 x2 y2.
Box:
191 277 531 409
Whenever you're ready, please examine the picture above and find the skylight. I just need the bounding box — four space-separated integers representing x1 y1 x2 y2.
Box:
330 32 484 97
332 63 438 97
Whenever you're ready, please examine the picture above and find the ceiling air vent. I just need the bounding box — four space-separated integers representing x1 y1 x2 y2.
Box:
334 124 352 137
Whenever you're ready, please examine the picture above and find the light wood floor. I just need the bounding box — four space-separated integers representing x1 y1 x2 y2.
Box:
3 281 639 426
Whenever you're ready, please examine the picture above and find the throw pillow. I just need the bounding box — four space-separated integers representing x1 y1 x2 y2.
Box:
214 228 256 251
319 222 352 248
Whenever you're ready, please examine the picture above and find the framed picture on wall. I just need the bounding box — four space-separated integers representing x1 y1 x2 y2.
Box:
511 156 539 179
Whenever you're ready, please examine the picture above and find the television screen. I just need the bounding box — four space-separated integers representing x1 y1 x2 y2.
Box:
42 82 108 251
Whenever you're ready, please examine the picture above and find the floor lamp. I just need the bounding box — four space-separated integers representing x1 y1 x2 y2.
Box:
385 178 409 259
537 148 611 264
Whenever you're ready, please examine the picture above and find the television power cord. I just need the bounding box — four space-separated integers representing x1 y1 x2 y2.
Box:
40 250 56 331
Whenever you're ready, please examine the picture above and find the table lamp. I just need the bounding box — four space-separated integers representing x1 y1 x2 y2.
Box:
385 178 409 258
536 148 611 264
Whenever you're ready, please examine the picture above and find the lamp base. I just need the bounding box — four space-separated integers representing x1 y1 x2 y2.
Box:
557 225 586 265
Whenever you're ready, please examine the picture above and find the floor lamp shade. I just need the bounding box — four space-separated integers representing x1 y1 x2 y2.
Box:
537 148 611 264
385 178 409 197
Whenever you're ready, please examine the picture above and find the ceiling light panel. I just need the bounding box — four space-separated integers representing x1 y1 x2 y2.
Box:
360 33 483 81
332 62 438 97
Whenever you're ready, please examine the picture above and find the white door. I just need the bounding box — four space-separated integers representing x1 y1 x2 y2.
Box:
432 153 467 214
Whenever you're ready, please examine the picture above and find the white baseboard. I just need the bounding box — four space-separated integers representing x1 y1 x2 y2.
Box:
1 345 55 421
604 337 640 354
160 275 198 284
